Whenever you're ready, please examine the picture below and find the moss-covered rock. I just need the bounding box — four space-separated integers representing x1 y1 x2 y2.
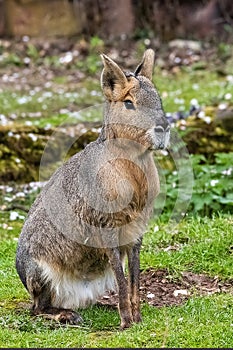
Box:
0 123 100 184
177 107 233 156
1 109 232 184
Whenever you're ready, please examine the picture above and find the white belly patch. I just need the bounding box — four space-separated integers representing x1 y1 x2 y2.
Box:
37 260 116 309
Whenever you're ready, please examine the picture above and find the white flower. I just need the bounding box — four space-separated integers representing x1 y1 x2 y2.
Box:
190 98 199 106
198 111 205 119
59 52 73 64
6 187 13 193
225 93 232 100
192 84 199 90
204 116 211 124
218 103 227 110
222 168 232 176
17 96 31 104
16 192 25 198
28 133 38 142
210 179 219 186
174 98 184 104
23 57 31 65
10 211 19 220
4 197 13 202
226 75 233 83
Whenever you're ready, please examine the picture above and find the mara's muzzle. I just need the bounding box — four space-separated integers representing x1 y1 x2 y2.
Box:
152 125 170 150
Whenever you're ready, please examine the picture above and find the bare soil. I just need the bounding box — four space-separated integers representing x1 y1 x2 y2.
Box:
98 268 233 308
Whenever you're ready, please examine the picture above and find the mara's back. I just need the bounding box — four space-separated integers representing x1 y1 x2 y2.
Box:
16 49 170 328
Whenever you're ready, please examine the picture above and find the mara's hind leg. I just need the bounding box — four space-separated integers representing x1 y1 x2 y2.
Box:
32 285 83 324
27 266 83 325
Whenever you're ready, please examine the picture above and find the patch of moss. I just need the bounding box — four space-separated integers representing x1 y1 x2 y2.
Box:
0 123 100 184
178 113 233 156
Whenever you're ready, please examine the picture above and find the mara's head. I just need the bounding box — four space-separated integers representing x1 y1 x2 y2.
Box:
100 49 170 151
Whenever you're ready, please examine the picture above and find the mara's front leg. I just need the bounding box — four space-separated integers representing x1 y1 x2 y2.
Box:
106 247 133 329
127 238 142 323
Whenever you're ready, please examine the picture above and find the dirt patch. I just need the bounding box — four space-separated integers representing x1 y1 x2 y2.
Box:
98 268 233 308
13 269 233 317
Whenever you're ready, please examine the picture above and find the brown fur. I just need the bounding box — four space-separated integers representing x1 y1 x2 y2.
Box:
16 49 170 329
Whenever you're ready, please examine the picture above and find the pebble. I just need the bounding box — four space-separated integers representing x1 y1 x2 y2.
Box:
173 289 189 297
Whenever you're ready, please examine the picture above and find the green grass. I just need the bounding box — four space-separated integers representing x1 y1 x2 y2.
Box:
0 78 103 127
153 67 233 113
1 67 232 129
142 214 233 279
0 42 233 347
0 213 233 347
0 295 233 347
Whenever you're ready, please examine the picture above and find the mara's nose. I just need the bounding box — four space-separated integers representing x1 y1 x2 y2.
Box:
154 125 170 149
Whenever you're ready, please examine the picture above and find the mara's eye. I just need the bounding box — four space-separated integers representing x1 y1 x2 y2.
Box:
124 100 135 110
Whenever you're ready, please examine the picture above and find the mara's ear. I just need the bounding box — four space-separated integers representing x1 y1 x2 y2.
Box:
100 54 128 101
134 49 155 81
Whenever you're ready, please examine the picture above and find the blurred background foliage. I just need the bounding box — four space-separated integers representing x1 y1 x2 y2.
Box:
0 0 233 42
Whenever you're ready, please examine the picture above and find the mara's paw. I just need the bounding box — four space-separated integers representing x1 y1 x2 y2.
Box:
119 316 133 330
54 310 83 325
33 307 83 325
133 312 142 323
